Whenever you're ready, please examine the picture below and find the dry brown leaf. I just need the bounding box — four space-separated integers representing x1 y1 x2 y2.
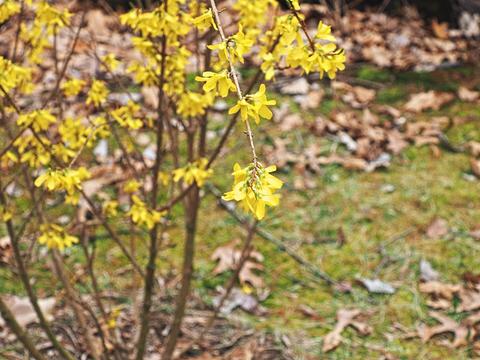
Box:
353 86 376 104
458 87 479 102
467 142 480 157
0 236 12 265
331 81 352 92
418 311 468 348
431 20 449 39
323 309 372 352
470 227 480 240
387 130 409 154
426 218 449 239
224 338 259 360
298 304 323 320
471 158 480 178
317 154 345 166
279 113 303 132
299 89 324 110
264 138 297 168
85 10 114 38
342 86 376 108
211 241 265 289
419 281 461 300
379 105 402 119
458 289 480 312
355 137 372 158
415 136 440 147
280 77 309 95
309 116 327 136
404 91 454 113
362 108 379 126
141 86 159 109
239 262 265 289
425 298 451 310
342 157 368 170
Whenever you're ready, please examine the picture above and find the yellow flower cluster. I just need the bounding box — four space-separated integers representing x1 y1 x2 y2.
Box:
62 78 86 97
58 117 109 151
259 15 345 80
127 195 165 229
192 9 217 31
20 1 72 64
121 2 192 97
0 0 20 23
111 101 143 130
222 163 283 220
14 134 51 168
0 205 13 222
16 110 56 132
208 25 254 65
87 80 109 107
103 200 119 217
233 0 275 30
101 54 120 71
195 70 236 98
34 167 91 194
0 56 32 95
38 224 78 251
177 91 214 118
173 158 213 187
35 1 72 33
228 84 276 124
124 179 141 193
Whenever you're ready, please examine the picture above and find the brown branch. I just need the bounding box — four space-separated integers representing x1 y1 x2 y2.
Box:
135 30 168 359
161 184 200 360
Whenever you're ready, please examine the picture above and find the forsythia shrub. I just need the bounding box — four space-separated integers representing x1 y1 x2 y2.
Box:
0 0 344 358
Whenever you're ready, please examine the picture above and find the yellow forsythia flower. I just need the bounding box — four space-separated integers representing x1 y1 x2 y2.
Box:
111 101 143 130
177 91 213 117
123 179 141 193
315 21 336 42
0 56 32 94
38 224 79 251
223 162 283 220
101 54 120 71
0 0 21 23
103 200 119 217
173 158 213 187
158 171 170 186
208 26 253 65
86 80 109 107
195 70 236 98
0 206 13 222
228 84 276 124
34 167 91 194
61 78 86 97
16 110 56 132
192 9 217 31
127 195 165 229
